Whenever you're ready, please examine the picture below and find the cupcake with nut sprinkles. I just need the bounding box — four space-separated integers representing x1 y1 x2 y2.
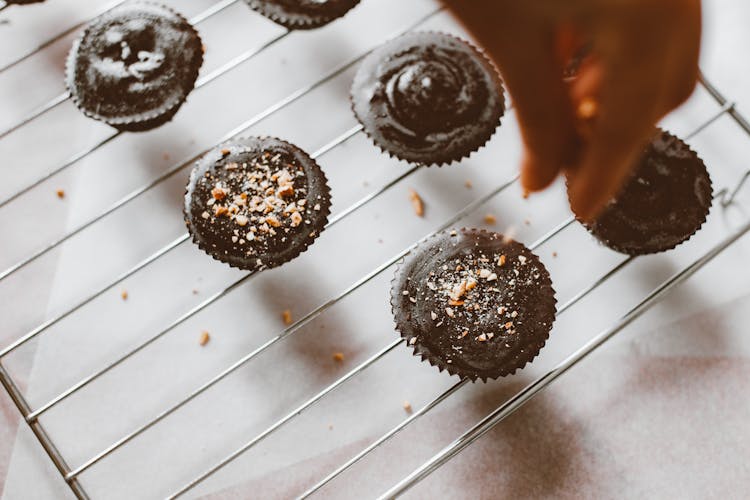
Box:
184 137 331 271
391 228 556 381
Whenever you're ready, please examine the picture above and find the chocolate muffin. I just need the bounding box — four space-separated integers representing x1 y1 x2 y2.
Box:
244 0 360 30
391 228 556 381
65 2 203 132
351 32 505 166
184 137 331 271
575 129 713 255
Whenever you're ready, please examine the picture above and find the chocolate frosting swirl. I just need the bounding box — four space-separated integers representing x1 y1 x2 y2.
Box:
244 0 360 29
352 32 505 165
66 2 203 131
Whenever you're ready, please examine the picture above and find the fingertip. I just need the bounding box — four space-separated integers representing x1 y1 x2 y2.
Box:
520 152 560 193
567 174 608 222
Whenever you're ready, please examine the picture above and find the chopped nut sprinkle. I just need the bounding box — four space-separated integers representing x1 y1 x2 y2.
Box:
408 188 424 217
464 180 473 189
120 290 128 301
211 185 227 201
55 189 65 199
577 96 598 120
403 401 413 414
333 352 345 362
282 309 292 325
199 331 210 346
484 214 496 225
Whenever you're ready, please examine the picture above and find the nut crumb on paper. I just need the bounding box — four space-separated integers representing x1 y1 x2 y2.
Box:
199 331 210 346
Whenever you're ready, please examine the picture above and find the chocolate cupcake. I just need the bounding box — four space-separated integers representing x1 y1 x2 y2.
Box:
244 0 360 30
575 130 713 255
65 2 203 132
391 228 556 381
351 32 505 166
184 137 331 271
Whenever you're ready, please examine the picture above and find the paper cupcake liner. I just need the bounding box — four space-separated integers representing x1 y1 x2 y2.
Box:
184 137 332 272
65 1 204 132
390 228 557 382
350 31 506 167
244 0 361 30
570 129 713 256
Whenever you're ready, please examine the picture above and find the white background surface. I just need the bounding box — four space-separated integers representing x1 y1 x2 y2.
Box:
1 0 749 498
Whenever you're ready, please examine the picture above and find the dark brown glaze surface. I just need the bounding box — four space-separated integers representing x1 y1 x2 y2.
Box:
579 130 713 255
65 2 203 131
244 0 360 29
391 229 556 381
184 137 331 271
351 32 505 166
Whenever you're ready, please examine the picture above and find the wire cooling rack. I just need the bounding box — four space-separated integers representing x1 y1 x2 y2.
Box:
1 0 750 498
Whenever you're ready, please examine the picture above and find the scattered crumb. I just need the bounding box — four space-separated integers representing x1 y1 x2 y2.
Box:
282 309 292 325
408 188 424 217
328 424 333 430
483 214 496 225
464 180 473 189
363 180 370 187
199 331 210 346
378 238 383 244
552 251 558 258
522 189 530 199
333 352 345 362
162 152 170 161
403 401 412 414
120 290 128 301
56 189 65 199
220 148 230 156
192 289 199 295
524 219 531 226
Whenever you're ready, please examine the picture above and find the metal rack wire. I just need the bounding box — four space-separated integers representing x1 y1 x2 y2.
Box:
1 1 749 499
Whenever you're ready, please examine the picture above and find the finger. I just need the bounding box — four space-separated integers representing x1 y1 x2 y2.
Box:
661 0 702 110
447 2 578 193
567 14 668 220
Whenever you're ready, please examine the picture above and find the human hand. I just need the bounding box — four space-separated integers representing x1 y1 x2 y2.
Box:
446 0 702 220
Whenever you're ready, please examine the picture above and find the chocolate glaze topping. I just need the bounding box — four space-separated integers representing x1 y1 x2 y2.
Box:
244 0 360 30
66 2 203 131
184 137 331 271
579 130 713 255
391 229 556 381
351 32 505 165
